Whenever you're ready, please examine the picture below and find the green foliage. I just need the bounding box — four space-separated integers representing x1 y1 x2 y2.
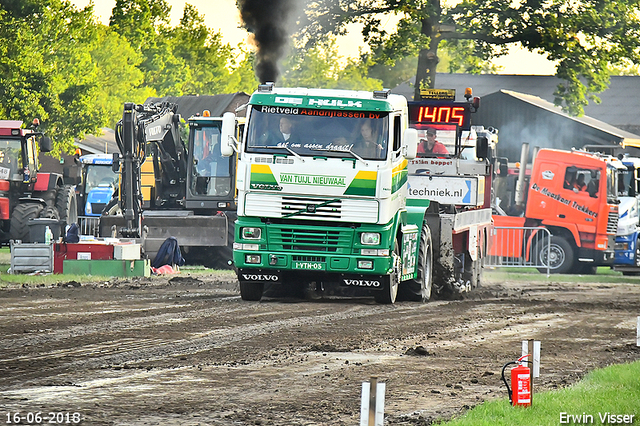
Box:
280 38 383 90
90 26 154 129
297 0 640 116
0 1 107 154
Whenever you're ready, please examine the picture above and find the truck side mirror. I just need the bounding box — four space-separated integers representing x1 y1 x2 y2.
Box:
403 128 418 160
220 112 237 157
498 158 508 177
112 153 120 173
476 136 489 160
39 135 52 153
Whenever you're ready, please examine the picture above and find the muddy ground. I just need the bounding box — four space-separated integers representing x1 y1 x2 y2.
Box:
0 271 639 426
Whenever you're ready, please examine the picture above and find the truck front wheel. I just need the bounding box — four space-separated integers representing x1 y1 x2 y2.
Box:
399 225 433 302
240 281 264 301
375 242 400 304
535 235 574 274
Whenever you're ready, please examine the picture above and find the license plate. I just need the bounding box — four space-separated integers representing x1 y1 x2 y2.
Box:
293 261 325 270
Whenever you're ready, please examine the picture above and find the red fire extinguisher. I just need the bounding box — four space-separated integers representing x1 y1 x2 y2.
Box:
501 354 531 407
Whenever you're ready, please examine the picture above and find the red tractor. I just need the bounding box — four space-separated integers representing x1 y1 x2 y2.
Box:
0 119 77 243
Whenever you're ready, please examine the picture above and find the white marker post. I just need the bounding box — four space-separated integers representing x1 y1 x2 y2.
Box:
522 340 541 404
360 377 385 426
637 316 639 347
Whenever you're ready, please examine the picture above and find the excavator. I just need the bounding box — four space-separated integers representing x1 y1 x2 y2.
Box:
100 101 241 268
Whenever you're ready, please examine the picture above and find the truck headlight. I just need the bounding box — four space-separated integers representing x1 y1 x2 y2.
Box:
361 232 380 245
242 227 262 240
85 202 92 214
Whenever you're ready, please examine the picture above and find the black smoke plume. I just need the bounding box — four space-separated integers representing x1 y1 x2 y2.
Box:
238 0 297 83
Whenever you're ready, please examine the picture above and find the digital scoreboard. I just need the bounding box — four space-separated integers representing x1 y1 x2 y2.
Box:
408 101 473 130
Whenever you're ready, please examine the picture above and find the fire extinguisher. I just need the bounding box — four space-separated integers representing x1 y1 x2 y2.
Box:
501 354 531 407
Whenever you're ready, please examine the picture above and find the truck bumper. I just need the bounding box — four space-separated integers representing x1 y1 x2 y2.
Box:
577 247 615 266
234 249 393 276
613 233 637 266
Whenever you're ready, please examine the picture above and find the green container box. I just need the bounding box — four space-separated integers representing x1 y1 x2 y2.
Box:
63 259 150 277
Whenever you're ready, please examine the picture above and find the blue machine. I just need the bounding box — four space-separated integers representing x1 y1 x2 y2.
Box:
613 156 640 274
78 154 118 217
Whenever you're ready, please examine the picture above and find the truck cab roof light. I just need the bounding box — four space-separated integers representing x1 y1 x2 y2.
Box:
373 89 391 99
202 110 211 117
258 82 275 92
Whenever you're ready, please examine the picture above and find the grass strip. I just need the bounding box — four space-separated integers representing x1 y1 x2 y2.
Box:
440 360 640 425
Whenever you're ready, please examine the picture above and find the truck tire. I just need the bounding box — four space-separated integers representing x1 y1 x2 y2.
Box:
239 281 264 301
375 241 400 304
399 225 433 302
535 235 574 274
9 203 44 242
55 185 78 229
206 212 236 269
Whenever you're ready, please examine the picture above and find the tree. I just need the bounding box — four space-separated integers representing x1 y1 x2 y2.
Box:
90 26 155 129
0 0 108 154
298 0 640 116
280 38 382 90
110 1 254 97
169 4 241 95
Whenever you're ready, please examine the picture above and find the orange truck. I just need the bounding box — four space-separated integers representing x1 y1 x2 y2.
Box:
491 147 620 273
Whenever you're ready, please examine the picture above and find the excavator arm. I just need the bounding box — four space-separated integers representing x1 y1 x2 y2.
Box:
114 102 185 238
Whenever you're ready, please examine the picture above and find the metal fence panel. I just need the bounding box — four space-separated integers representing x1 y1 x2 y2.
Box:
78 216 100 236
485 226 551 276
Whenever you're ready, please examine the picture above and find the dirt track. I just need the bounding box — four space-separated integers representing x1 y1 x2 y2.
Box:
1 271 639 425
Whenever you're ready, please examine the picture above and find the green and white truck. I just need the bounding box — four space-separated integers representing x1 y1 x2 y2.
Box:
220 84 491 303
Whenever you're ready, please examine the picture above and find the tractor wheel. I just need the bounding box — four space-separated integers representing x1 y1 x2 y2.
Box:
398 224 433 302
55 185 78 229
9 203 44 242
100 198 121 216
40 206 60 220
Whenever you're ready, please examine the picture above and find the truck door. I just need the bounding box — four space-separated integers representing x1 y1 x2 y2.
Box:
526 161 561 219
556 165 600 233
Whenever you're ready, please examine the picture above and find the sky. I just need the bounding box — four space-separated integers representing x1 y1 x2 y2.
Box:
70 0 557 75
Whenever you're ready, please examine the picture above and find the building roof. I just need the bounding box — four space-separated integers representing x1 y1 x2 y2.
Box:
392 74 640 127
145 92 250 119
75 128 118 155
75 93 251 154
498 90 640 148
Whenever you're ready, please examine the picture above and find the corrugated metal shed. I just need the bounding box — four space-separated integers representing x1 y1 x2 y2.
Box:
145 92 250 119
473 90 640 161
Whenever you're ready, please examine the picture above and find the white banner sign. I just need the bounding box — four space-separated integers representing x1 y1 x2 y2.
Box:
407 175 483 206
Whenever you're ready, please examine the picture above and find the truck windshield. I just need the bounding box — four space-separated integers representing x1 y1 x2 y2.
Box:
245 108 389 160
85 165 118 194
0 139 22 179
606 167 618 204
618 166 635 197
190 125 232 196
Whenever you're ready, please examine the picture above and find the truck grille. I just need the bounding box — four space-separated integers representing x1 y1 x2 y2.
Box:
292 255 326 262
91 203 107 214
244 194 379 223
607 211 618 234
270 227 352 253
282 197 341 218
